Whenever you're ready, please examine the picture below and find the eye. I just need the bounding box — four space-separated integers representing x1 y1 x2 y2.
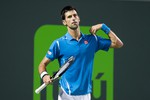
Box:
67 15 72 18
73 14 77 17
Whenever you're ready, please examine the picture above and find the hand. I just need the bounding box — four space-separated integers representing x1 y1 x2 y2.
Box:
42 75 52 84
89 24 102 34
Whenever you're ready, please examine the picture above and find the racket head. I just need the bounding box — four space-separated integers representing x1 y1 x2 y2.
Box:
51 56 75 81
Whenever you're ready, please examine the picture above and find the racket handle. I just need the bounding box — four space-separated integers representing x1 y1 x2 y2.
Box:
35 83 47 94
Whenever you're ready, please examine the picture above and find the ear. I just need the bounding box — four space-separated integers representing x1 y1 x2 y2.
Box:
62 20 67 26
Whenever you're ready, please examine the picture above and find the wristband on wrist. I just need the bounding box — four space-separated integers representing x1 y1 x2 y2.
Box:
40 71 48 79
101 23 111 34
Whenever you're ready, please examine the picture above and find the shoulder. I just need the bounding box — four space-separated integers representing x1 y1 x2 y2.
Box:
56 35 68 42
53 34 67 41
83 34 98 41
52 35 68 46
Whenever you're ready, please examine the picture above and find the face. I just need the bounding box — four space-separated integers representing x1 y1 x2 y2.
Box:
63 10 80 30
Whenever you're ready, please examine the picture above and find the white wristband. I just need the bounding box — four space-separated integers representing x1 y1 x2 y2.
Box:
40 71 48 79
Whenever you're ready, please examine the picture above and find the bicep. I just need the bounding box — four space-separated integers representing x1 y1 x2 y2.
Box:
96 36 111 51
46 40 60 61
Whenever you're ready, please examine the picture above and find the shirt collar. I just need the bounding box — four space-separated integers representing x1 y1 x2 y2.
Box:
65 32 85 41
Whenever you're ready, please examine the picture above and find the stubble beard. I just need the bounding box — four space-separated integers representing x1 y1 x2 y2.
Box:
69 24 79 30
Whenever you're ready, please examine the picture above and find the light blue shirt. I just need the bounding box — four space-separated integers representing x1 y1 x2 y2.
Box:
46 32 111 95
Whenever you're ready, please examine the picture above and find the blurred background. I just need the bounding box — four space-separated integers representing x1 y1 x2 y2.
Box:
0 0 150 100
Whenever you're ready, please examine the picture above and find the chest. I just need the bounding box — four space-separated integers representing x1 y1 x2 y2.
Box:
59 38 96 58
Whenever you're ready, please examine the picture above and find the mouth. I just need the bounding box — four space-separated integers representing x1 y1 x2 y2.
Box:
72 21 77 24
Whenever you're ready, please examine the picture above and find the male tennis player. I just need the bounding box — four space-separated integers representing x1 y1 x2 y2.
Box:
38 6 123 100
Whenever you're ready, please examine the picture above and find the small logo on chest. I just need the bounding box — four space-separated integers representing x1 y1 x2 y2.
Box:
84 40 88 44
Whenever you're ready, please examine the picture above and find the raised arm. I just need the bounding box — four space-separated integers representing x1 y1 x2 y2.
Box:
108 30 123 48
89 23 123 48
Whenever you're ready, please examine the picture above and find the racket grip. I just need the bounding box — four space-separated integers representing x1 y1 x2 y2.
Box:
35 83 47 94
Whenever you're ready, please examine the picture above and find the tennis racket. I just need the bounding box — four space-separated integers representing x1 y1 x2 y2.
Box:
35 56 75 94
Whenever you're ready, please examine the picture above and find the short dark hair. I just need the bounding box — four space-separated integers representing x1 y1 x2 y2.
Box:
61 6 78 20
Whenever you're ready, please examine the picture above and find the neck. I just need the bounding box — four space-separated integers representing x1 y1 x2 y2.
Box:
68 27 81 41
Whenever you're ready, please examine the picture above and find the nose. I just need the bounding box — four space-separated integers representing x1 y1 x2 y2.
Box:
72 16 76 20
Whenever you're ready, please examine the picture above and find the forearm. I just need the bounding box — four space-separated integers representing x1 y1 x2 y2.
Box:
38 56 52 84
100 23 123 48
38 56 50 74
108 30 123 48
39 63 47 74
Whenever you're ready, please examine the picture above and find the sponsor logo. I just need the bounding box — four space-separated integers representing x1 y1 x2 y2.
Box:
48 51 52 55
84 40 88 44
